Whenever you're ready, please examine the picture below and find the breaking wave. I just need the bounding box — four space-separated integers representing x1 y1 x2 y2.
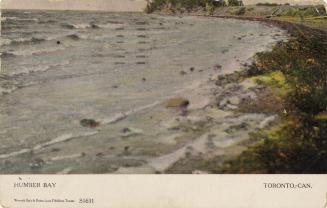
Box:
65 34 82 40
6 46 65 57
1 37 46 46
61 23 100 29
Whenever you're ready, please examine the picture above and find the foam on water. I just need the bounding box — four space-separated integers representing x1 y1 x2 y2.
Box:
0 10 288 173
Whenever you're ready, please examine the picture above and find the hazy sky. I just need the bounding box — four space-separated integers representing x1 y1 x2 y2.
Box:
1 0 147 11
0 0 325 11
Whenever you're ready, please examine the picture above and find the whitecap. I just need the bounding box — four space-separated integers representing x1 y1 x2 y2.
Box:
0 131 98 159
0 38 12 46
62 23 92 29
101 101 161 125
10 46 65 57
6 60 71 77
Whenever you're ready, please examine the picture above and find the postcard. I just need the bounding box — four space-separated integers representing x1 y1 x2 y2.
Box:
0 0 326 207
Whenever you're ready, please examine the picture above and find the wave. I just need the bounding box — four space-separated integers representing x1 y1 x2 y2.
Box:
1 17 17 21
7 46 65 57
0 131 98 159
39 19 57 24
2 17 39 23
1 37 46 46
101 101 161 125
0 85 17 96
95 23 122 29
61 22 125 30
0 52 16 58
61 23 99 29
7 60 71 76
65 34 82 40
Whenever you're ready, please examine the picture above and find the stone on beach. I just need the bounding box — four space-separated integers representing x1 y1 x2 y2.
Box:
29 158 45 169
180 70 187 75
213 64 222 71
165 97 190 108
120 127 143 138
80 119 100 128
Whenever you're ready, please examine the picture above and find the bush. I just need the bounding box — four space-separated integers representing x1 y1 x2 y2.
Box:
228 0 244 6
256 2 279 6
235 6 246 15
222 23 327 173
145 0 245 13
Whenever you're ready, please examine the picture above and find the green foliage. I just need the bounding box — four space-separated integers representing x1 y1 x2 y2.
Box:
145 0 207 13
228 0 243 6
284 6 325 17
223 23 327 173
256 2 279 6
235 6 246 15
205 1 216 14
145 0 245 13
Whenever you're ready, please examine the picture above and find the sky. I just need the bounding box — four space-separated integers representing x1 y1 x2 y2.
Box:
0 0 148 11
0 0 325 11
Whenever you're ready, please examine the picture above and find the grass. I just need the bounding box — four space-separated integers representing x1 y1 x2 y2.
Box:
220 22 327 173
250 71 290 97
144 0 243 13
272 16 327 30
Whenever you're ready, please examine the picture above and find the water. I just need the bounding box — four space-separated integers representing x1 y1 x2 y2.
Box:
0 10 286 173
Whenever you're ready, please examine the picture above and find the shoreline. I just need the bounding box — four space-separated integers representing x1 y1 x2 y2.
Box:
144 9 327 173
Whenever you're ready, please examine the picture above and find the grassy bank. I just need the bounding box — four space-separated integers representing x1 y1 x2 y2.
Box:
147 2 327 173
221 22 327 173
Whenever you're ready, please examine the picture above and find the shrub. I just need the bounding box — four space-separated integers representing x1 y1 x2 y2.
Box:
222 23 327 173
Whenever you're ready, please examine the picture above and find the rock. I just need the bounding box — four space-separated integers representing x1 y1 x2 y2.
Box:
96 152 104 157
165 97 190 108
209 75 218 82
29 158 45 169
56 41 61 45
189 67 195 72
225 104 238 110
121 128 131 133
180 70 187 75
90 24 99 29
80 119 100 128
229 96 241 105
213 64 222 71
120 127 143 138
51 148 60 152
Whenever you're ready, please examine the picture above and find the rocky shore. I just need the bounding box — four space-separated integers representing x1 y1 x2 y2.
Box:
144 7 327 173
